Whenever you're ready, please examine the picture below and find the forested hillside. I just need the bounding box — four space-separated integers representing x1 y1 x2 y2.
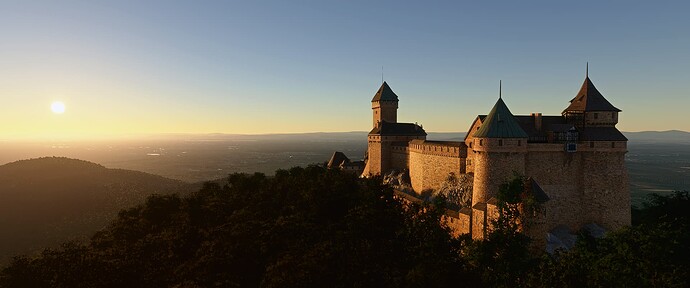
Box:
0 157 195 265
1 166 687 287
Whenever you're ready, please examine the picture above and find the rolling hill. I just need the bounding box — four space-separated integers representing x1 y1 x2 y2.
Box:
0 157 196 265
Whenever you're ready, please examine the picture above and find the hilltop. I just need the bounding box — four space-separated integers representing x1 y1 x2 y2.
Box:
0 166 687 287
0 157 195 265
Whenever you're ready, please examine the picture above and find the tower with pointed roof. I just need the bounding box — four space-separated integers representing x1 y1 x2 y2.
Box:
363 82 426 176
467 95 529 239
471 94 529 205
561 71 629 231
563 71 621 129
371 81 399 127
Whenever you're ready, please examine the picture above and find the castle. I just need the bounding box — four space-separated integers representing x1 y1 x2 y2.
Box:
330 71 630 245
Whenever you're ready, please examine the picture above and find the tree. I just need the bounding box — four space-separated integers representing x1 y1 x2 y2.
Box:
0 166 479 288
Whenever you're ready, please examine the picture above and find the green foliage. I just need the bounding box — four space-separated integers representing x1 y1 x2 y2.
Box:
632 190 690 226
0 166 477 288
528 191 690 288
0 157 192 265
1 168 688 288
464 174 535 287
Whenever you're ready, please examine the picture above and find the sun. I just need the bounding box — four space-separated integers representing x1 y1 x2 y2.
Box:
51 101 66 114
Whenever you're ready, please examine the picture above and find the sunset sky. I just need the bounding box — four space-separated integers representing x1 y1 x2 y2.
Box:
1 1 689 139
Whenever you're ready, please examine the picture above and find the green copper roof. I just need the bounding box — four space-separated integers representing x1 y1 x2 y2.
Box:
473 98 528 138
371 81 399 102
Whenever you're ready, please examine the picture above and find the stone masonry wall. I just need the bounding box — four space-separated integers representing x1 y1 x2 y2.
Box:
363 137 382 176
524 142 629 238
464 117 484 175
581 150 630 229
372 100 398 127
525 144 583 232
472 138 527 205
390 146 409 172
472 203 487 240
408 141 466 193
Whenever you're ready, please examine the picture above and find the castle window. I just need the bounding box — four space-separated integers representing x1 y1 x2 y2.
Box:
611 142 615 148
518 140 522 146
590 142 594 148
594 113 598 119
499 140 503 146
479 139 483 146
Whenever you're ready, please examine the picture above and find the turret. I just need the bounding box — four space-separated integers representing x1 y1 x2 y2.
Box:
362 82 425 176
471 97 528 206
562 72 621 129
371 82 399 128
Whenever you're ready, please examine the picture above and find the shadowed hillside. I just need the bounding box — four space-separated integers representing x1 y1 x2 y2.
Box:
0 167 687 287
0 157 195 265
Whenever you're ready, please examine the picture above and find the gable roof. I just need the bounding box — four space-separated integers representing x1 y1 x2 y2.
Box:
473 98 528 138
371 81 399 102
327 151 350 168
369 121 427 136
563 77 621 113
463 116 484 141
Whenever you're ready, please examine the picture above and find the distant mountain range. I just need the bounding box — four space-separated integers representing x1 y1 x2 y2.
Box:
0 157 196 265
624 130 690 144
212 130 689 144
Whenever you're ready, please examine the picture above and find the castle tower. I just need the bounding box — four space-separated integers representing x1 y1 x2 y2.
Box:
471 97 528 206
562 75 621 128
371 81 399 128
563 73 630 229
362 82 426 176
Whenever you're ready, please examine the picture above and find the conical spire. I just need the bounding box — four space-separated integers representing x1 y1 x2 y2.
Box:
371 81 399 102
474 98 528 138
563 76 621 113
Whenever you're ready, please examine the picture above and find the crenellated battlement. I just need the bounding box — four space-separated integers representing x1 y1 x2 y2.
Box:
408 140 466 158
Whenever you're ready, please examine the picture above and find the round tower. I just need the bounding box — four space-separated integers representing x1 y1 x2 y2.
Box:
471 98 528 205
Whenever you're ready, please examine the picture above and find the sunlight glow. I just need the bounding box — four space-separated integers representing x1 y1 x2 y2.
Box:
51 101 66 114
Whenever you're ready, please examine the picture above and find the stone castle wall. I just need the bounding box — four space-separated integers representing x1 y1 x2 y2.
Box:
524 144 583 232
581 149 630 229
408 140 466 193
363 136 383 176
524 142 629 235
390 145 409 172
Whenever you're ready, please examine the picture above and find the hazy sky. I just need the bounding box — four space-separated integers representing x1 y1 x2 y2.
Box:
1 1 689 138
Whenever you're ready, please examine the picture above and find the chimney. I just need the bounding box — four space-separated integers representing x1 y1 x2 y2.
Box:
531 113 542 131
